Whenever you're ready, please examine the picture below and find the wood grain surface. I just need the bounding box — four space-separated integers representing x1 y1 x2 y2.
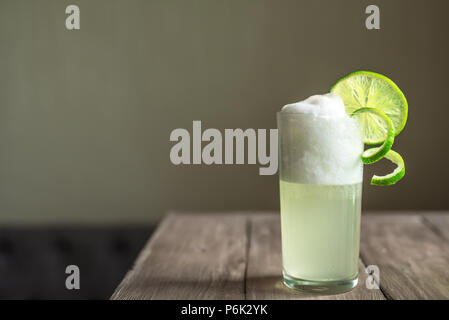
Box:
111 214 248 299
360 214 449 299
112 212 449 300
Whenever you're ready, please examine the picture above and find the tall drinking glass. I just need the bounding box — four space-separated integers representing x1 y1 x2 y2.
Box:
277 111 363 293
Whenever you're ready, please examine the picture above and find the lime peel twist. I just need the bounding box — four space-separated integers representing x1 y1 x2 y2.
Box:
350 107 394 165
371 150 405 186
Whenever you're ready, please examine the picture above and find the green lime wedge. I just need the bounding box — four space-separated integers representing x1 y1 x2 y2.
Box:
351 107 394 164
370 150 405 185
330 71 408 145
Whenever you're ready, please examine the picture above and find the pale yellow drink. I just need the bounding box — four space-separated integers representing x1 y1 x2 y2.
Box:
280 181 362 282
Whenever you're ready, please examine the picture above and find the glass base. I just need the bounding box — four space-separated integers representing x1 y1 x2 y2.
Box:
283 272 358 294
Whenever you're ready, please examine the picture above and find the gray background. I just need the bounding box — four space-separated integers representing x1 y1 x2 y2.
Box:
0 0 447 224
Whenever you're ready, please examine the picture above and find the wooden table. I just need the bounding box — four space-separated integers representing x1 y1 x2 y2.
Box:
111 212 449 300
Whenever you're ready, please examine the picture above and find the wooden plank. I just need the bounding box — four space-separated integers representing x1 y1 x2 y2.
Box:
360 214 449 299
246 214 385 300
111 213 248 299
422 213 449 242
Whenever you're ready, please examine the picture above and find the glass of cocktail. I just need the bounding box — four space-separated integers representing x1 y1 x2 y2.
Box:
278 94 363 293
278 71 408 294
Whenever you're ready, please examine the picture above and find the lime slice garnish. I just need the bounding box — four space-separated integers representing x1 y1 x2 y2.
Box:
370 150 405 185
330 71 408 145
351 107 394 164
330 71 408 186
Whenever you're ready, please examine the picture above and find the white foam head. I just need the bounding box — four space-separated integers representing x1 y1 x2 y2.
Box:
279 93 363 185
281 93 347 118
